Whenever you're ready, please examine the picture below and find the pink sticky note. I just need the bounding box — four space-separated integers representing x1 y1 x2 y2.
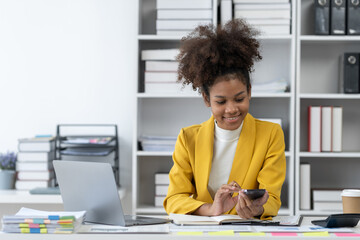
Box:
271 232 298 237
335 233 360 237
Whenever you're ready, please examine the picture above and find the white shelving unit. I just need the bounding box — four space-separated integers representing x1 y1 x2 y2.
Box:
295 0 360 215
133 0 296 215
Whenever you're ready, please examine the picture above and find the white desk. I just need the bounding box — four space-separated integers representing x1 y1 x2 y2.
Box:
0 217 359 240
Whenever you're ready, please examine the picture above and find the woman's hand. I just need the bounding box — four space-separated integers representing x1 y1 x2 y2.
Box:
193 181 241 216
209 181 242 216
235 190 269 219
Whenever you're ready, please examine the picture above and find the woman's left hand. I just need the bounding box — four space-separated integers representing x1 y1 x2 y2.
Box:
235 190 269 219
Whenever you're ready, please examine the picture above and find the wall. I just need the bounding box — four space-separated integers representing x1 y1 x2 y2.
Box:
0 0 137 211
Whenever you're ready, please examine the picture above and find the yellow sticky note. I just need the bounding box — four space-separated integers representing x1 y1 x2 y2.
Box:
177 232 203 236
208 230 234 236
303 231 329 237
240 232 266 236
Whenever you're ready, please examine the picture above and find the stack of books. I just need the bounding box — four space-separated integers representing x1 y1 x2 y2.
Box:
154 173 170 207
252 78 288 93
308 106 343 152
141 49 196 95
16 136 56 190
2 207 85 234
156 0 213 36
233 0 291 35
312 189 343 212
139 135 177 152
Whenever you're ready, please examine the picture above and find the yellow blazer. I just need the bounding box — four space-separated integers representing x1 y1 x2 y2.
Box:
163 114 286 219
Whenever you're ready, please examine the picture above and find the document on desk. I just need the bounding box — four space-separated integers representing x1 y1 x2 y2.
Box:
78 224 169 234
252 225 353 233
169 224 252 232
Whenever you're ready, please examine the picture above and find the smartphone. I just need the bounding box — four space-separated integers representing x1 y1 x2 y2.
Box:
243 189 266 200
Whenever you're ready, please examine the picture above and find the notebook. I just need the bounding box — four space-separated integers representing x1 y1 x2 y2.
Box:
53 160 170 227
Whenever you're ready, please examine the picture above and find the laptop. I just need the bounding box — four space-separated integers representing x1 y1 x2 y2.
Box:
53 160 170 226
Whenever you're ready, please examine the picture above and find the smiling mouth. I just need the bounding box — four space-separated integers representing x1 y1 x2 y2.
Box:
224 115 240 121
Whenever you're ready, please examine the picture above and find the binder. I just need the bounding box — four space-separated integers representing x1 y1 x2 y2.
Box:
315 0 330 35
343 53 359 93
347 0 360 35
331 0 346 35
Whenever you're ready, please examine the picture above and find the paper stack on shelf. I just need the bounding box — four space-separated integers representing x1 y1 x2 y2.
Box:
1 207 86 234
252 78 288 93
233 0 291 35
139 135 177 152
312 189 343 212
141 49 197 95
156 0 213 36
16 136 56 190
154 173 170 207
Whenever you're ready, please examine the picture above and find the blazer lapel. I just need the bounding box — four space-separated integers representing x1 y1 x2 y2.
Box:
228 114 256 187
194 116 214 203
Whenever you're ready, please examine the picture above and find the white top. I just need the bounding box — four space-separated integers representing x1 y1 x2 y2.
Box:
207 121 243 198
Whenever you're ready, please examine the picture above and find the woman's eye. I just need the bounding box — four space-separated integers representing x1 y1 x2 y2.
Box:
216 101 225 105
236 98 244 102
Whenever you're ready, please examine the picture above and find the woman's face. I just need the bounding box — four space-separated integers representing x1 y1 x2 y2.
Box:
203 78 251 130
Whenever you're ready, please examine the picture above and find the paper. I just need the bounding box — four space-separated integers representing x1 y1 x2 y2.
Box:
83 224 170 233
253 225 353 233
170 224 252 232
271 232 298 236
177 232 203 235
15 207 86 219
303 231 329 236
335 233 360 237
208 230 234 236
240 232 266 236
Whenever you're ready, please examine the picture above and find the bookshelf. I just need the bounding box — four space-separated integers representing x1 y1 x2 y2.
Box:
134 0 295 215
295 0 360 215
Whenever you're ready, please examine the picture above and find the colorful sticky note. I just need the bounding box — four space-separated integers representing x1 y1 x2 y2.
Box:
271 232 298 237
208 230 234 236
335 233 360 237
240 232 266 236
303 231 329 237
177 232 203 236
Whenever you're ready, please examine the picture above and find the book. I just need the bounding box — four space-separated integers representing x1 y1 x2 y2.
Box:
155 185 169 196
16 161 53 171
251 24 290 35
145 71 178 83
2 207 85 234
308 106 321 152
220 0 233 26
18 137 55 152
157 9 212 19
300 163 311 210
156 19 212 30
234 3 290 10
313 201 343 211
155 173 170 185
145 82 196 95
141 49 179 61
17 151 55 162
234 9 291 19
169 213 303 226
17 171 55 181
15 180 53 190
155 195 166 207
233 0 289 3
312 189 342 202
156 0 213 9
332 106 343 152
321 106 333 152
156 30 191 36
145 61 179 71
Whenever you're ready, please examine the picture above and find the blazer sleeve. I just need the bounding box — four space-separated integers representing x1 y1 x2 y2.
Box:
163 128 206 214
258 124 286 219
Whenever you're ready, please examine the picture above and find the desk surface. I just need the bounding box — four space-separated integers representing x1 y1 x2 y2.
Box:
1 217 360 240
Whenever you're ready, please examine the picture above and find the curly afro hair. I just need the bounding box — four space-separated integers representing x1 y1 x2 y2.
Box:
177 19 262 96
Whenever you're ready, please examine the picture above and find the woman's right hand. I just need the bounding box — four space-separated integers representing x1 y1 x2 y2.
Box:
209 181 242 215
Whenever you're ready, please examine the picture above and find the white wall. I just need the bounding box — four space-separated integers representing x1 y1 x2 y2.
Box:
0 0 137 211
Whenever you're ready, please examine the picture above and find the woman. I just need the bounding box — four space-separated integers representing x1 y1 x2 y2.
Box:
163 19 286 220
